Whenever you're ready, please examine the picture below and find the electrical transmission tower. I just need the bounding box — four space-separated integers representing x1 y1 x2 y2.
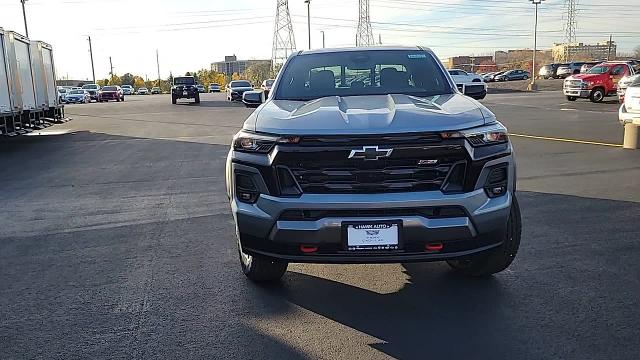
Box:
356 0 375 46
272 0 297 70
564 0 577 44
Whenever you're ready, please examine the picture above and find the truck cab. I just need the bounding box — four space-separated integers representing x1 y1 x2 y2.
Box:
563 62 635 102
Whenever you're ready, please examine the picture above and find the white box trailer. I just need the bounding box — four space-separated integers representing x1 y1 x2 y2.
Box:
4 31 37 112
30 40 58 110
0 28 19 134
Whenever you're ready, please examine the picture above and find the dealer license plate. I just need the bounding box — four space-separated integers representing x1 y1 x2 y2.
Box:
346 223 399 251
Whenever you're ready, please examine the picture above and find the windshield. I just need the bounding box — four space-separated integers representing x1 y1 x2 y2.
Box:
69 90 85 94
210 83 220 87
275 50 452 101
174 77 195 85
230 81 252 88
587 65 610 74
122 85 132 88
82 84 98 90
102 86 117 91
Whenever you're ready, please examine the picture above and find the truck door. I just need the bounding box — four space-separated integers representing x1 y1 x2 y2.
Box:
610 65 626 92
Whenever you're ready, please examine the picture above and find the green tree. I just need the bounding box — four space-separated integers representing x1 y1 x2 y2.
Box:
121 73 135 86
133 76 146 89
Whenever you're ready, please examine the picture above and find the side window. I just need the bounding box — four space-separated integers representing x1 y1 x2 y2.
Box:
611 65 624 76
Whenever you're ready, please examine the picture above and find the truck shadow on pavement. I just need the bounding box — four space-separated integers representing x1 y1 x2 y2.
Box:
255 191 640 360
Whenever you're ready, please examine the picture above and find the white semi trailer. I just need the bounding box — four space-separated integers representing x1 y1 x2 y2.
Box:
31 40 62 120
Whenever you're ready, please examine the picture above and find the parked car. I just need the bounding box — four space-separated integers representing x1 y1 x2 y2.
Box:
226 80 254 101
482 72 497 82
495 70 530 81
447 69 486 99
487 71 506 82
226 46 520 282
196 84 206 93
121 85 134 95
556 62 591 78
137 87 149 95
539 63 566 79
151 87 161 94
57 87 67 103
171 76 200 104
81 83 100 101
447 69 483 83
64 89 91 104
619 75 640 126
98 86 124 102
208 83 221 92
261 79 275 97
617 74 640 103
579 61 601 73
564 61 636 102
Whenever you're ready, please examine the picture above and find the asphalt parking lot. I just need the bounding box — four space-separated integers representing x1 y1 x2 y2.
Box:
1 92 639 359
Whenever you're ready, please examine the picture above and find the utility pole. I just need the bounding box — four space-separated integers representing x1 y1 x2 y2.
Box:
304 0 311 49
109 56 114 77
356 0 375 46
320 30 325 48
378 34 382 45
20 0 29 38
156 49 161 87
528 0 544 91
607 34 612 61
87 36 96 84
271 0 296 70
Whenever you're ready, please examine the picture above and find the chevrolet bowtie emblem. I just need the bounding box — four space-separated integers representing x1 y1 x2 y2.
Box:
348 146 393 161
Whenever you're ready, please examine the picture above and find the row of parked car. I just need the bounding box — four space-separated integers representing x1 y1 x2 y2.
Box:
56 84 164 103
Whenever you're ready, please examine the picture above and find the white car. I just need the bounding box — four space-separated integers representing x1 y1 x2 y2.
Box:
122 85 134 95
448 69 484 83
619 76 640 126
618 74 640 103
447 69 487 100
137 87 149 95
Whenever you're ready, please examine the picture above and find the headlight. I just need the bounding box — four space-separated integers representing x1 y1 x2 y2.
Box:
441 122 508 146
232 130 300 153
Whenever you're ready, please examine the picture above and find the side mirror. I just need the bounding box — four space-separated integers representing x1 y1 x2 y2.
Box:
242 90 264 108
460 83 487 100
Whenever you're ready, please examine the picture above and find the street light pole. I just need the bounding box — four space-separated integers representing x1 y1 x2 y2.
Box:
528 0 544 91
304 0 311 49
20 0 29 38
321 30 325 48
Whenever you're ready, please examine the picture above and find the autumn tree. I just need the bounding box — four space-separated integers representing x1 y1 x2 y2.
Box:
121 73 135 86
243 62 272 87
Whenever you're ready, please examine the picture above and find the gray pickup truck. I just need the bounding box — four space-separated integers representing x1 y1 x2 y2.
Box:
226 46 521 282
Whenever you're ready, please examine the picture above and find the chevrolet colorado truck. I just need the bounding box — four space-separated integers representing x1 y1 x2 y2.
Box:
564 61 635 102
226 47 521 282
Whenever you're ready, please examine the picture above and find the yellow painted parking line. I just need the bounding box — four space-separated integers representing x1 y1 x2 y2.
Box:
509 133 622 147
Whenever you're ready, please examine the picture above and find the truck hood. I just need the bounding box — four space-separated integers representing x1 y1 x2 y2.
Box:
568 73 605 81
248 93 489 135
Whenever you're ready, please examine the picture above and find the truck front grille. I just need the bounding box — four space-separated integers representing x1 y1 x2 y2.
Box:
274 142 468 194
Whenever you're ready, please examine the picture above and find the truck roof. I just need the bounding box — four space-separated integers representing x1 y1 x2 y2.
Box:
297 46 432 56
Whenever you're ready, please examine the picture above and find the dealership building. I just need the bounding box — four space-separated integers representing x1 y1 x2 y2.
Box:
211 55 271 76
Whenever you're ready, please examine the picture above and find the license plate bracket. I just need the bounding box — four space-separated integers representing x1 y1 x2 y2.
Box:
343 221 401 251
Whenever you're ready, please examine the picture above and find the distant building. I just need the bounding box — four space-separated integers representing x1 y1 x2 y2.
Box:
552 41 616 62
211 55 271 77
446 56 493 73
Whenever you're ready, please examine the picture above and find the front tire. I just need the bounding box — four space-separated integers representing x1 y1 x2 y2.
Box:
171 94 177 104
238 242 288 283
447 194 521 277
194 94 200 104
590 88 605 103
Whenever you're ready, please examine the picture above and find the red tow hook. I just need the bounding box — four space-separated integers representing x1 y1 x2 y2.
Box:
300 245 318 253
425 243 444 252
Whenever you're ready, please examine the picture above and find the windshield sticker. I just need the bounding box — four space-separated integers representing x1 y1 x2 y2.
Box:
408 54 427 59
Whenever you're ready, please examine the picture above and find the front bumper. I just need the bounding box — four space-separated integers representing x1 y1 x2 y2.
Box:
564 88 590 98
619 104 640 125
228 150 515 264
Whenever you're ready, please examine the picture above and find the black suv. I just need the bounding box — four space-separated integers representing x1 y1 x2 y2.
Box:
171 76 200 104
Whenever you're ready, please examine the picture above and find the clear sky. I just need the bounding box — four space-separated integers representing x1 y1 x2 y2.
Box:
0 0 638 81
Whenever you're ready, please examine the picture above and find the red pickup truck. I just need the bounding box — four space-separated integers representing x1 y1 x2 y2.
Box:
563 61 635 102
